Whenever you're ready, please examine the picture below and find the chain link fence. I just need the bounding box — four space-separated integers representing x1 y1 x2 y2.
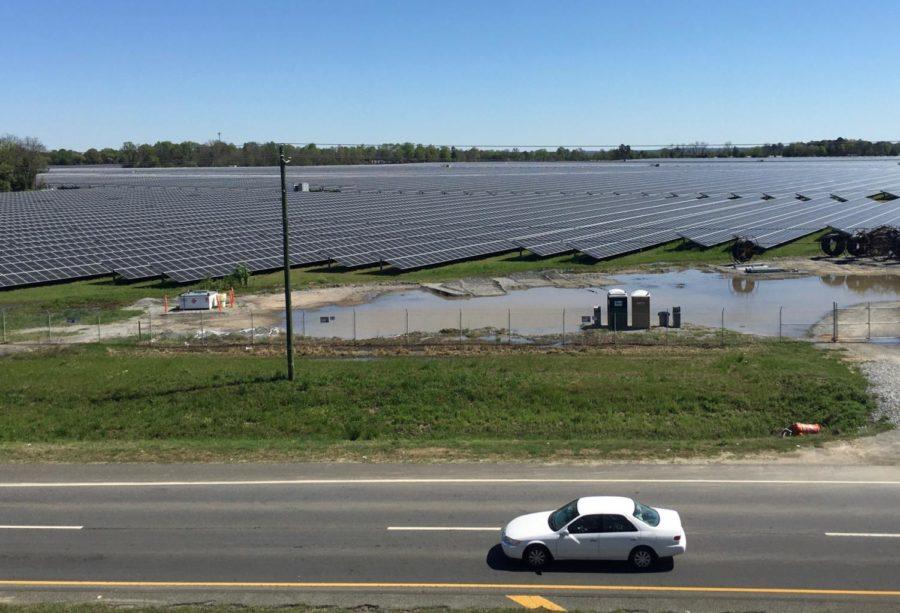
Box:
3 301 898 349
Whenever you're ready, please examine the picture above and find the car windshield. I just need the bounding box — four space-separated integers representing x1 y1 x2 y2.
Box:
633 501 660 527
548 499 580 531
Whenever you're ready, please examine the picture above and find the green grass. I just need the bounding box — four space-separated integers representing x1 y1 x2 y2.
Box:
0 232 825 329
0 340 876 461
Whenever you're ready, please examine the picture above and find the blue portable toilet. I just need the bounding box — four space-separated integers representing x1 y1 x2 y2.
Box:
607 289 628 330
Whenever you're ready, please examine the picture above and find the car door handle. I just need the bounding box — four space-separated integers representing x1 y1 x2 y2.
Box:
629 537 638 541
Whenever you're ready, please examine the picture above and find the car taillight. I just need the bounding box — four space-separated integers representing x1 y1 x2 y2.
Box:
674 535 681 542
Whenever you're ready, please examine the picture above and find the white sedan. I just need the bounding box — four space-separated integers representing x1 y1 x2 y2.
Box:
500 496 686 570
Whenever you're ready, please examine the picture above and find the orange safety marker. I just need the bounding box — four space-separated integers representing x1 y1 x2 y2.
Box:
163 294 169 313
229 287 236 308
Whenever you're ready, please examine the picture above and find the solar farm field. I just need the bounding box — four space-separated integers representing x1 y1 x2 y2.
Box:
2 159 900 290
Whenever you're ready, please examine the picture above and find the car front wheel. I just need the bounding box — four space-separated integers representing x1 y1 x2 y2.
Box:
523 544 552 570
628 546 657 570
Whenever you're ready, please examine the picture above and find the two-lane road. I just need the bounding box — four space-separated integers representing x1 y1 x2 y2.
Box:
0 463 898 611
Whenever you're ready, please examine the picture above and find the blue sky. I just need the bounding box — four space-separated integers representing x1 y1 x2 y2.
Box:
3 0 899 150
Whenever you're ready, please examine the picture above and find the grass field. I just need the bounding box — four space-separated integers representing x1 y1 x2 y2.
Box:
0 339 876 462
0 233 826 331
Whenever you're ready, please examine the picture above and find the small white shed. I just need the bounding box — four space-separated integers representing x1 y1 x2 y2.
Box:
178 290 219 311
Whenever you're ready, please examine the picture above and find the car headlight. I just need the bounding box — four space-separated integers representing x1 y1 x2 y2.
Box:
502 535 522 546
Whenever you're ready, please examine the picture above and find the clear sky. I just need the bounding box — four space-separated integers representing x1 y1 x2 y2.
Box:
3 0 899 150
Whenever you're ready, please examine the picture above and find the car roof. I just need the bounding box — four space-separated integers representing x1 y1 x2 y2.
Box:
576 496 635 516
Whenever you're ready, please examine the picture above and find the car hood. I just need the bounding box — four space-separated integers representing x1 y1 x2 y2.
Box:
504 511 556 540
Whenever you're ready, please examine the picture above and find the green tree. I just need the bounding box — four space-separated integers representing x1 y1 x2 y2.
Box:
0 135 48 191
83 148 102 164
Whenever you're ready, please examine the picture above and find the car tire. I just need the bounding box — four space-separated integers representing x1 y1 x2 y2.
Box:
523 544 552 570
628 546 657 571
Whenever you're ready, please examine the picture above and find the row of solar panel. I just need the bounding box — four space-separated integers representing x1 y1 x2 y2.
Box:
3 162 900 289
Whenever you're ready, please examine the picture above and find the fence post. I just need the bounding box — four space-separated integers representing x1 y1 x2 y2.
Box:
721 308 725 347
47 313 52 343
867 302 871 341
97 313 101 342
832 302 838 343
138 320 142 343
405 309 409 345
249 310 255 346
458 308 463 343
353 308 357 341
1 309 6 344
199 311 205 346
778 306 783 341
562 308 566 346
507 309 511 345
301 311 306 338
148 312 152 343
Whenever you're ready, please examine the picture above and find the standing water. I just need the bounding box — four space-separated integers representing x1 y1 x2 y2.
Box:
291 270 900 340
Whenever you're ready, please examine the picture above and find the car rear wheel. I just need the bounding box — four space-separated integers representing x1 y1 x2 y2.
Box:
523 544 552 570
628 546 657 570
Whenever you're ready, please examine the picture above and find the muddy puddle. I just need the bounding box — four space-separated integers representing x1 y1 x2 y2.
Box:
292 270 900 340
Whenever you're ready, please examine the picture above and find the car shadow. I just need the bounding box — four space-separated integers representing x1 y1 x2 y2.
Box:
485 544 674 574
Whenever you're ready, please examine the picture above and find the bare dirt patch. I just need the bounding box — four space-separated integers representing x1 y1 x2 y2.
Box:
713 256 900 279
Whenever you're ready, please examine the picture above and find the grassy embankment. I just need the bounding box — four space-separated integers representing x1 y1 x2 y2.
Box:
0 339 877 462
0 233 825 333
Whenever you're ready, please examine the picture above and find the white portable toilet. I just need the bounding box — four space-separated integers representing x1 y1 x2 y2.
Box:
631 289 651 329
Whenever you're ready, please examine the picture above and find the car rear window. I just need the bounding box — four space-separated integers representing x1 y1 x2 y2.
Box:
633 501 660 527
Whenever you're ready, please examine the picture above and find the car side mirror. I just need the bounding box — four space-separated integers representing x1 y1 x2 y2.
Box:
558 530 569 538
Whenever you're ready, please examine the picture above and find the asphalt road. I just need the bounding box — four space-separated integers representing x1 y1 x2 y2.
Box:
0 463 899 612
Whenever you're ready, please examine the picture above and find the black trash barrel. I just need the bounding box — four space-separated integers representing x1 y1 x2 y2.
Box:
658 311 670 328
672 306 682 328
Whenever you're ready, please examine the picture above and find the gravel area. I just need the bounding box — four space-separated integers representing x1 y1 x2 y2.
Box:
856 345 900 425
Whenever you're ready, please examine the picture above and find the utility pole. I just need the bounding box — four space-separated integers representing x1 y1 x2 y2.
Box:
217 131 222 142
280 145 295 381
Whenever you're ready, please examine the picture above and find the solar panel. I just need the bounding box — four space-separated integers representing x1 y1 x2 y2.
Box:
1 159 899 289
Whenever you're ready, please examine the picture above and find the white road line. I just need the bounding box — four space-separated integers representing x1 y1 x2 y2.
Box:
0 525 83 530
387 526 500 532
0 478 898 488
826 532 900 538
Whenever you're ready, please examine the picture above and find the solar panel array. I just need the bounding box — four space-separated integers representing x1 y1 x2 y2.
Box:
2 160 900 289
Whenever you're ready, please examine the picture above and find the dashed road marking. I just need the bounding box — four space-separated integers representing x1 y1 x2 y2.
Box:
826 532 900 538
507 595 566 610
0 525 83 530
387 526 500 531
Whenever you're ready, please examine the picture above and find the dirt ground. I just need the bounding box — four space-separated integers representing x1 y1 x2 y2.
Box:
713 255 900 279
13 271 625 344
11 257 900 345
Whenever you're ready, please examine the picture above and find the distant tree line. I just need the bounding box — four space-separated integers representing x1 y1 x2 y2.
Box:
0 135 48 191
46 137 900 168
3 135 894 192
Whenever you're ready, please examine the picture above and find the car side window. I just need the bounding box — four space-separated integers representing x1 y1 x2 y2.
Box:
567 514 604 534
603 514 638 533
